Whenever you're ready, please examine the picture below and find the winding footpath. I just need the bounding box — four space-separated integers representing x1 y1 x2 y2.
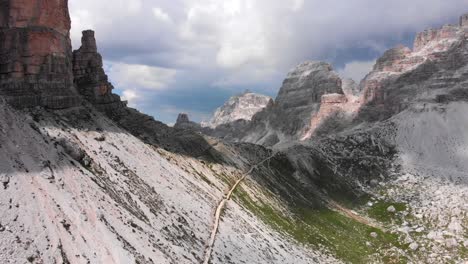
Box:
202 154 276 264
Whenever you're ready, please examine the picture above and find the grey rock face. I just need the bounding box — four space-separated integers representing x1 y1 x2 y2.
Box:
341 78 360 98
241 61 344 145
413 25 459 52
205 91 272 129
176 113 190 124
359 15 468 121
460 13 468 27
72 30 126 116
275 61 343 109
174 113 202 130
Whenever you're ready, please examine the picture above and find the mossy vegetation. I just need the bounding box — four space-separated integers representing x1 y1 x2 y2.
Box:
234 187 407 264
366 201 407 224
460 245 468 260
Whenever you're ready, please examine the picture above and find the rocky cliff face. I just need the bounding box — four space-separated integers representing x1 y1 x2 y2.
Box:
174 113 202 130
359 17 468 121
230 61 345 146
272 61 343 135
73 30 126 116
0 0 80 108
204 91 272 129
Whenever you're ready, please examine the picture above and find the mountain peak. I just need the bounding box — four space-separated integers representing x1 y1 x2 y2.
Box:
205 92 272 128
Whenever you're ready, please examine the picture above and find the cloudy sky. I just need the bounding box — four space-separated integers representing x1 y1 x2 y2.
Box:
69 0 468 124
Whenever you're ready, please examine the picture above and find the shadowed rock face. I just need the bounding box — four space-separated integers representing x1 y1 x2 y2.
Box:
276 61 343 109
238 61 344 145
358 14 468 121
174 113 202 130
71 31 214 158
0 0 80 109
176 113 190 124
73 30 126 115
271 61 343 136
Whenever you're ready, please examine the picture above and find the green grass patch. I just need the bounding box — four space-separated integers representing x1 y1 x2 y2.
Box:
233 187 406 264
460 245 467 260
367 201 407 224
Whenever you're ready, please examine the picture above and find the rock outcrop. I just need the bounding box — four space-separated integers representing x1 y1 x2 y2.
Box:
72 30 126 116
272 61 343 134
174 113 202 130
341 78 360 99
0 0 80 108
70 30 211 157
204 91 272 129
358 14 468 121
460 13 468 27
233 61 345 146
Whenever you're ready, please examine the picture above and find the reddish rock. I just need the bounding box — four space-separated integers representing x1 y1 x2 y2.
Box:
0 0 71 35
321 94 348 104
414 25 458 52
0 0 79 109
358 13 468 121
301 93 359 140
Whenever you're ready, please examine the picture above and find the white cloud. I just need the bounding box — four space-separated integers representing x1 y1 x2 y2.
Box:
70 9 94 48
121 89 140 107
338 60 376 82
291 0 304 11
127 0 143 14
107 61 177 90
179 0 288 77
152 7 171 23
212 66 278 88
68 0 468 122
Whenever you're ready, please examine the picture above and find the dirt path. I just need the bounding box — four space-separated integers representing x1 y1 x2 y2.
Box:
202 154 276 264
329 201 384 230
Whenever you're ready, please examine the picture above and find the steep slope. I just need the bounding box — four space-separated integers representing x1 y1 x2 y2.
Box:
0 100 339 263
